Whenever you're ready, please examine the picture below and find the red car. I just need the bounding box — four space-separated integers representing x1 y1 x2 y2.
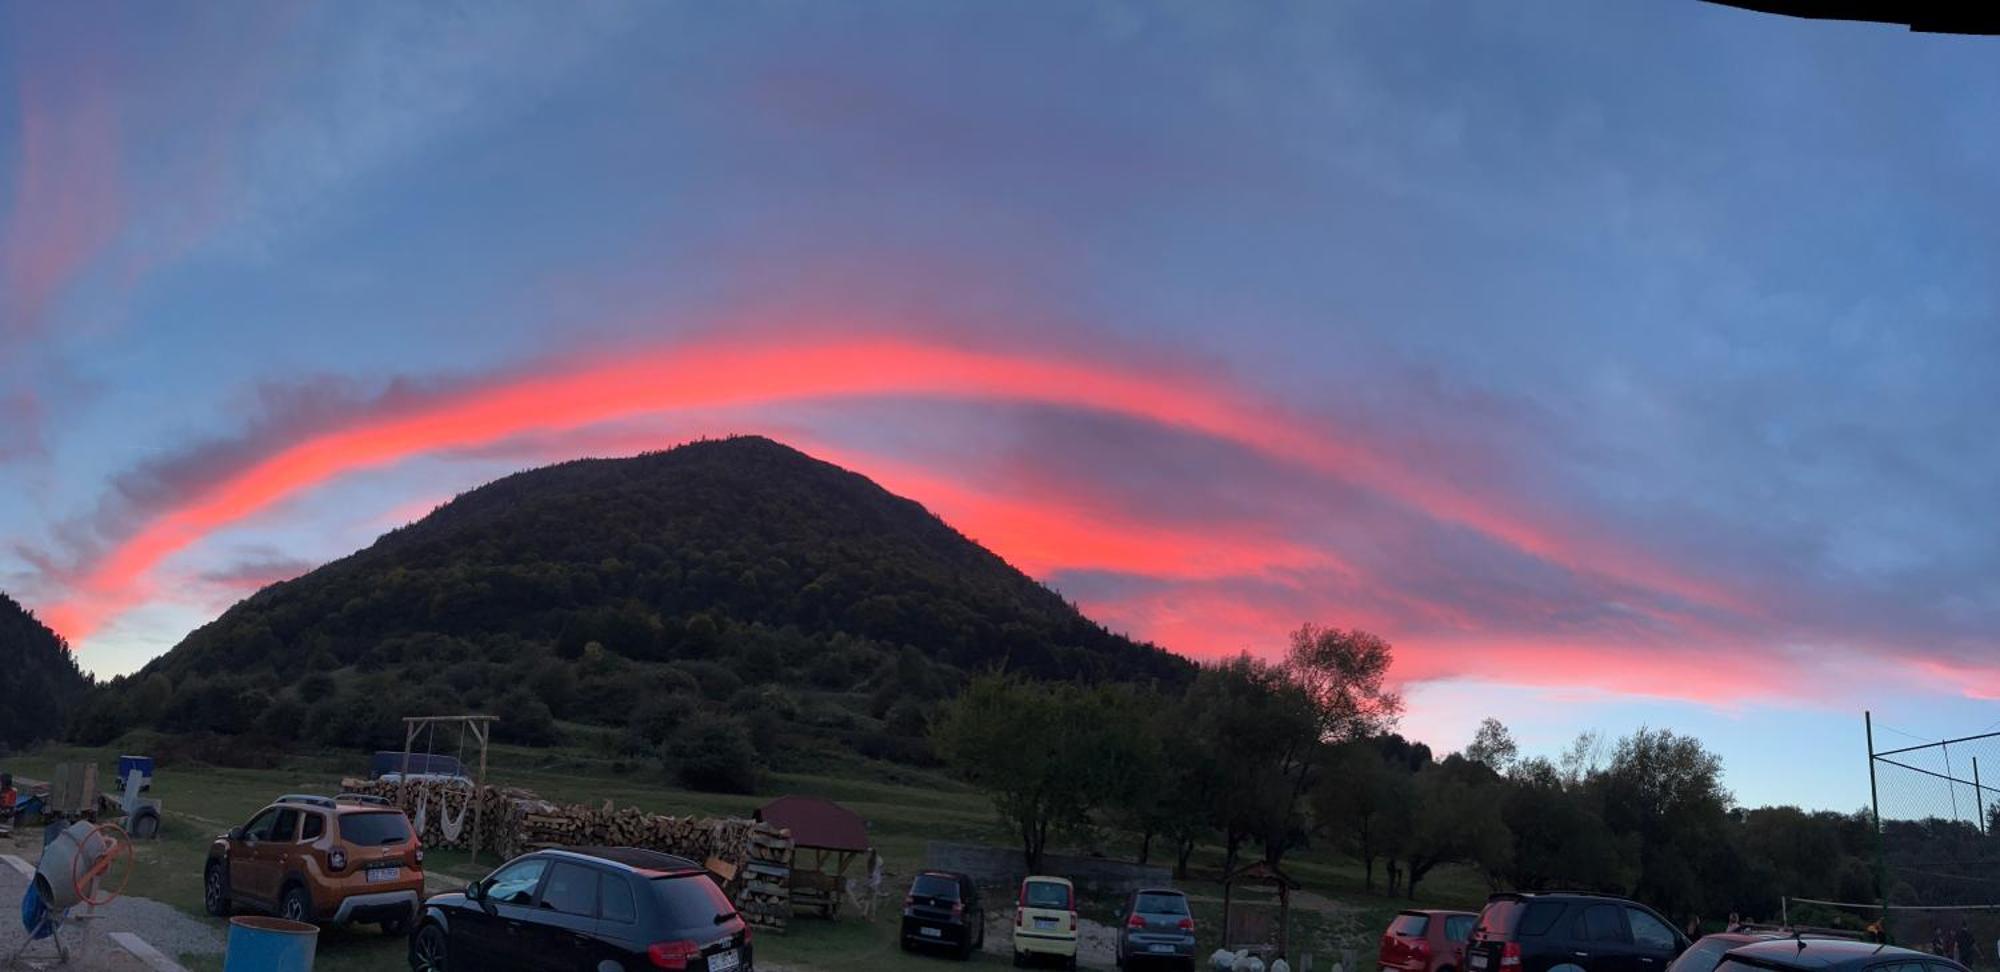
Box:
1382 909 1480 972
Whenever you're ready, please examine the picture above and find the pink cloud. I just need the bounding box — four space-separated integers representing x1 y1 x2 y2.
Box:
1 73 121 336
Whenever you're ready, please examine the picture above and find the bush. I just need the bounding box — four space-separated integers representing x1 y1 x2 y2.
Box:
671 661 742 702
664 712 758 793
577 674 641 723
493 691 561 746
745 708 784 759
649 666 702 697
257 698 307 739
623 696 690 754
296 672 338 705
885 700 929 738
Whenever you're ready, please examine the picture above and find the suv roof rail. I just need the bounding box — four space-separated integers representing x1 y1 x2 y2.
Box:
275 793 336 808
1489 889 1631 903
334 793 391 806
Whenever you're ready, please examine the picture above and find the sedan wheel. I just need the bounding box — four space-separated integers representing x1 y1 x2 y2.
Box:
411 924 450 972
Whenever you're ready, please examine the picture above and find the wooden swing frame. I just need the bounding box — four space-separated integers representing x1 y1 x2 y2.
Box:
399 714 499 863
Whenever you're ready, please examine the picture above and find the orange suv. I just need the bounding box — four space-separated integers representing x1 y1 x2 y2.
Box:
204 793 425 932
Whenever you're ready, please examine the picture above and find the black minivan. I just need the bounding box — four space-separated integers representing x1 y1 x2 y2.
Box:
410 846 752 972
901 869 987 959
1466 892 1688 972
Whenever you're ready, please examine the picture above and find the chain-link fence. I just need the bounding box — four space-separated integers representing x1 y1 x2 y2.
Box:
1841 713 2000 963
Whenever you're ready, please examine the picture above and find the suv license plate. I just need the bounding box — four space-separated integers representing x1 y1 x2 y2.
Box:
365 866 401 883
1151 945 1175 953
921 926 943 938
1472 955 1489 969
710 949 740 972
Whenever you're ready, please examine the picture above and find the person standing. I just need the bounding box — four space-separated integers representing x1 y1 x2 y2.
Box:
1954 921 1975 966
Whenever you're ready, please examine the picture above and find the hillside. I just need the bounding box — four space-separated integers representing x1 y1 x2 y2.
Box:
73 437 1193 764
0 594 91 748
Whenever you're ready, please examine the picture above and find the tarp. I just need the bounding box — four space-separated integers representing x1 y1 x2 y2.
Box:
755 795 869 853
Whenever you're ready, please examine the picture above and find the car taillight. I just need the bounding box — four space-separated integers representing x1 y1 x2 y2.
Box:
413 846 424 866
1016 907 1025 927
1178 917 1196 932
1067 910 1076 931
1415 940 1431 954
951 901 964 918
648 940 701 969
1502 943 1523 968
1128 914 1147 929
327 848 346 872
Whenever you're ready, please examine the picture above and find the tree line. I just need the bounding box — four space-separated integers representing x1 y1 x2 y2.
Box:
933 624 1890 928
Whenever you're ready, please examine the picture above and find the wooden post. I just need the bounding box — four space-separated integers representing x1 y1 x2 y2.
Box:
400 720 417 816
472 718 490 865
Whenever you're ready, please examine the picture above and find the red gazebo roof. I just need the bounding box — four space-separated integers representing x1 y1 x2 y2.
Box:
755 795 870 852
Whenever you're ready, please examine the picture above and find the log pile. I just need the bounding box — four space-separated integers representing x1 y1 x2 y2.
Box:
339 777 541 855
336 777 796 931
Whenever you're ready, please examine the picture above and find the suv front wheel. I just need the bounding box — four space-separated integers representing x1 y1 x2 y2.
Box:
280 884 312 923
203 863 231 917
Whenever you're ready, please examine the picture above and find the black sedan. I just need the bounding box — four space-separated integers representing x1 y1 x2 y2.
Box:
410 846 753 972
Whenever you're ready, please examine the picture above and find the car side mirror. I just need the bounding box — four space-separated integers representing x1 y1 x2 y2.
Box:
229 827 244 841
464 881 482 901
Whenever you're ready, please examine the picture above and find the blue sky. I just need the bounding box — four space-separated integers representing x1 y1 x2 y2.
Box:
4 0 2000 813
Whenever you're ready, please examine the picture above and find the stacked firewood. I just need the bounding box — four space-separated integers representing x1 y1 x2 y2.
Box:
337 777 543 855
336 778 796 930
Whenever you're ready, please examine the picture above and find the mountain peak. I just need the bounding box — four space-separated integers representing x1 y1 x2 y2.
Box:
86 437 1192 752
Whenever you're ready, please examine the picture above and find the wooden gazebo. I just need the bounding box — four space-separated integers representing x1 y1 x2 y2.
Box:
1222 859 1302 959
754 795 872 918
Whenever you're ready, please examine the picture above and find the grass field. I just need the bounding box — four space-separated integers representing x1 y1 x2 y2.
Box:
2 737 1487 971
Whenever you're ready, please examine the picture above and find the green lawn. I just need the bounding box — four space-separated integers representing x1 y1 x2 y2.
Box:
3 740 1487 971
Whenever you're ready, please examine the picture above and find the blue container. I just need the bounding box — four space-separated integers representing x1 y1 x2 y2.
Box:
224 915 317 972
115 756 153 792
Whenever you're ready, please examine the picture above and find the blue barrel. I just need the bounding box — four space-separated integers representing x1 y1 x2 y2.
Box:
225 915 317 971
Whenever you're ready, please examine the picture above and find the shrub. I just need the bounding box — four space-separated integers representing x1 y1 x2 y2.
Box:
493 691 561 746
623 696 690 754
664 712 757 793
670 661 742 702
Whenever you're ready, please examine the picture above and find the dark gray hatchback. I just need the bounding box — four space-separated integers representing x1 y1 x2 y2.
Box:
1716 939 1966 972
1116 888 1197 970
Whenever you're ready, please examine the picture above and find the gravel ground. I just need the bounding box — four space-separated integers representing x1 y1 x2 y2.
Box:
0 834 223 971
984 910 1121 969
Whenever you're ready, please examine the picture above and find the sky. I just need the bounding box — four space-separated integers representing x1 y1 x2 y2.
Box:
4 0 1999 813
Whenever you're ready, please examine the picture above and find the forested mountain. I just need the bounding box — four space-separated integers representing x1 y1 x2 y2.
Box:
72 436 1192 763
0 594 91 749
